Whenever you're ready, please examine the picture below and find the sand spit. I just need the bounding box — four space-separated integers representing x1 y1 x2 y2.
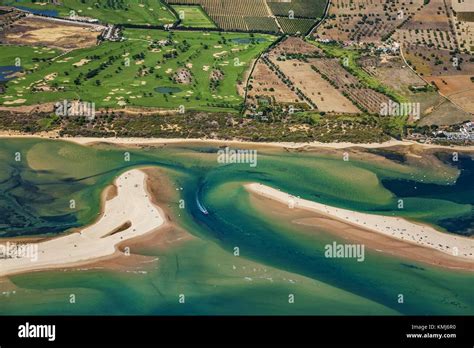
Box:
246 183 474 262
0 169 165 277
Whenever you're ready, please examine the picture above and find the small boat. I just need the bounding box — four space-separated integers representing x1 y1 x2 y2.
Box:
196 196 209 215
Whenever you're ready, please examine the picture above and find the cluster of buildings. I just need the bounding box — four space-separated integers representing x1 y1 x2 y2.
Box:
406 122 474 143
315 38 334 44
156 39 172 47
440 122 474 141
69 15 99 24
375 42 400 54
101 25 122 42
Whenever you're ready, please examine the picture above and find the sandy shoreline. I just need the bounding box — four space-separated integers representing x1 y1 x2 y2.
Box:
246 183 474 266
1 131 474 151
0 169 167 277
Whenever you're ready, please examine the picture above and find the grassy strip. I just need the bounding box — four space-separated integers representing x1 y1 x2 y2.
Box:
172 5 216 28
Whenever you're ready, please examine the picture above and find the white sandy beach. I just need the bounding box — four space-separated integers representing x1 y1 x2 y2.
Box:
63 136 474 151
246 183 474 261
66 136 411 149
0 169 165 277
1 131 474 151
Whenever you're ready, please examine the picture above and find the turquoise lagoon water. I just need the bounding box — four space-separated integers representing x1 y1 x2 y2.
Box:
0 139 472 315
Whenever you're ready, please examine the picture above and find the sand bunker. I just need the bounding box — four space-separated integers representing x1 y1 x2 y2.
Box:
73 59 91 67
213 51 228 58
3 99 26 105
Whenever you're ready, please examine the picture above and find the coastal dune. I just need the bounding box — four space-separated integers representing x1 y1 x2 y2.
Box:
246 183 474 262
0 169 166 277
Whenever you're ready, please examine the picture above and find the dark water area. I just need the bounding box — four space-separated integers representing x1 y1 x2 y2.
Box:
0 66 22 82
367 148 406 164
231 37 267 44
381 153 474 235
381 155 474 203
0 165 79 237
437 212 474 236
14 5 59 17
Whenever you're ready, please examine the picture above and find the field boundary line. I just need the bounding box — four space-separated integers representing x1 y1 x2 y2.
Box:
243 35 286 110
399 46 472 116
306 0 331 39
263 0 283 33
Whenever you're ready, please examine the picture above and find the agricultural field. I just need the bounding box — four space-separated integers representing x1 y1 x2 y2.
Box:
172 5 216 28
452 0 474 22
0 0 177 25
314 39 474 120
315 0 425 43
247 36 414 115
267 0 326 18
276 17 316 35
246 37 324 109
417 95 473 126
358 55 426 97
165 0 324 34
356 54 471 124
244 17 280 33
402 43 474 115
166 0 278 32
270 36 323 56
452 5 474 53
246 60 302 107
394 28 457 51
0 16 103 50
313 41 404 102
0 29 275 111
309 57 392 114
403 44 474 77
427 74 474 113
393 0 458 51
401 0 453 31
275 58 360 113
